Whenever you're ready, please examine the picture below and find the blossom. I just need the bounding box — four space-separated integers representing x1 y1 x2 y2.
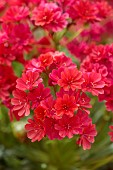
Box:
16 71 42 91
75 110 92 129
52 52 76 69
2 6 29 22
54 94 77 117
31 3 68 32
0 83 10 100
26 59 43 73
96 1 112 19
44 117 62 140
0 44 15 66
0 0 6 12
77 124 97 150
67 40 91 62
74 90 92 114
4 23 33 51
82 72 105 96
106 99 113 112
58 68 84 91
34 105 47 120
49 67 64 85
28 83 51 109
56 89 91 114
55 115 79 138
38 52 53 68
68 0 99 22
41 96 56 118
108 125 113 142
88 45 107 63
12 89 30 117
0 65 17 101
25 118 45 142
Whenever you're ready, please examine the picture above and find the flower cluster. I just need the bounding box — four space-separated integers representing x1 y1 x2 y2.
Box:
81 44 113 112
0 65 16 101
1 0 113 149
11 51 99 150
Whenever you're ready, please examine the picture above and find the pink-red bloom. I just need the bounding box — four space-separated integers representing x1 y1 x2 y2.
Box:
82 72 105 96
49 67 64 85
3 23 33 51
12 89 30 117
74 90 92 114
2 6 29 22
26 59 43 73
44 117 62 140
68 0 99 22
54 94 77 117
38 52 53 68
108 125 113 142
55 115 79 138
16 71 42 91
41 96 56 118
58 68 84 91
28 83 51 109
77 124 97 150
25 118 45 142
34 105 47 120
96 1 112 19
31 2 68 32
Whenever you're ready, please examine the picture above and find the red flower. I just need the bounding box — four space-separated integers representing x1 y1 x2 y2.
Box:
77 124 97 150
41 96 56 118
25 118 45 142
56 89 91 114
55 0 74 11
54 94 77 117
49 67 64 85
34 105 47 120
4 23 33 51
106 99 113 112
0 44 15 66
38 52 53 68
82 72 105 96
0 0 6 12
12 89 30 117
0 83 10 100
32 3 55 26
108 125 113 142
2 6 29 22
44 117 62 140
75 110 92 128
88 45 106 63
28 83 51 109
26 59 43 73
96 1 112 19
31 3 68 32
53 52 76 69
16 71 42 91
0 65 17 102
68 0 99 22
67 40 90 62
58 68 84 91
55 115 78 138
74 90 92 114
